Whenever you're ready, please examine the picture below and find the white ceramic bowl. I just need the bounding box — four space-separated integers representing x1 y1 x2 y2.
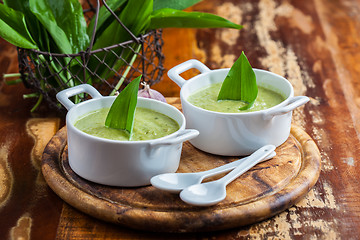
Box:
168 59 309 156
56 84 199 187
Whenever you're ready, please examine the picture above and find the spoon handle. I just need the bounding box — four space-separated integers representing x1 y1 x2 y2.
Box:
219 145 276 186
200 150 276 180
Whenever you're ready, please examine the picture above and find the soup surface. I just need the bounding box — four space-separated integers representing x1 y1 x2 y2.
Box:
74 107 179 141
187 82 285 113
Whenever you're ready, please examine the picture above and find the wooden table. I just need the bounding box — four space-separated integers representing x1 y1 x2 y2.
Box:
1 0 360 239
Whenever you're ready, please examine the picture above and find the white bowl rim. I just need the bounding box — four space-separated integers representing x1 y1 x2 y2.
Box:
179 68 295 116
66 97 186 144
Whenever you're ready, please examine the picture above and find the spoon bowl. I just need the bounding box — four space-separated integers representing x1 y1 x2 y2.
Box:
181 181 227 206
151 172 203 193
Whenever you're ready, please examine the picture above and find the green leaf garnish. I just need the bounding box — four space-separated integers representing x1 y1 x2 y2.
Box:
105 75 141 139
217 52 258 110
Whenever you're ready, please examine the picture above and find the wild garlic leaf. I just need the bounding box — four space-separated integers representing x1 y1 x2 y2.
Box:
149 8 242 29
29 0 88 54
0 4 38 49
153 0 202 11
47 0 89 53
89 0 153 80
217 52 258 110
105 75 141 139
29 0 72 54
92 0 153 51
87 0 127 40
3 0 47 50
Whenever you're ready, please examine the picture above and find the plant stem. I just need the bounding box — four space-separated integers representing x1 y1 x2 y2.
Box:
3 73 21 78
29 94 43 112
23 93 39 98
110 44 142 96
5 79 22 85
3 73 23 85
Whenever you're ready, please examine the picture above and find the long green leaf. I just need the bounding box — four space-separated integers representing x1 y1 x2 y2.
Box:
149 8 242 29
121 0 152 36
0 4 37 49
87 0 127 40
92 0 152 50
89 0 153 80
48 0 89 52
29 0 75 53
3 0 28 14
153 0 202 11
3 0 51 51
105 75 141 137
217 52 258 110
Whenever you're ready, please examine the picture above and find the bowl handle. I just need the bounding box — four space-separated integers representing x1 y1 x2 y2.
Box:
56 84 103 111
150 129 199 146
262 96 309 120
167 59 211 87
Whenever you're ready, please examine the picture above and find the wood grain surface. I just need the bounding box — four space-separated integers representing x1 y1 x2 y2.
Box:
1 0 360 239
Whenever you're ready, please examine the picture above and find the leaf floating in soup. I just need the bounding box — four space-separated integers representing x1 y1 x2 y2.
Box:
217 51 258 110
105 75 141 139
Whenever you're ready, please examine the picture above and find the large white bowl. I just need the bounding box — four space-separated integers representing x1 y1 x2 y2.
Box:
56 84 199 187
168 59 309 156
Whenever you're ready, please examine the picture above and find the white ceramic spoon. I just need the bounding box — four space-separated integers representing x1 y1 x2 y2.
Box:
179 145 275 206
150 146 276 193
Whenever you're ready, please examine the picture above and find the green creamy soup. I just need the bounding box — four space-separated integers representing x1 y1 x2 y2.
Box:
188 82 285 113
74 107 180 141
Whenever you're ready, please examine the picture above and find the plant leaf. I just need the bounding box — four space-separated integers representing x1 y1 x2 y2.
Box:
29 0 88 54
86 0 127 41
153 0 202 11
105 75 141 138
29 0 71 53
92 0 153 50
3 0 51 51
89 0 153 80
47 0 89 52
149 8 242 29
217 52 258 110
0 4 38 49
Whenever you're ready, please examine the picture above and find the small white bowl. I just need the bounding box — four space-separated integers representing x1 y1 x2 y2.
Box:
168 59 309 156
56 84 199 187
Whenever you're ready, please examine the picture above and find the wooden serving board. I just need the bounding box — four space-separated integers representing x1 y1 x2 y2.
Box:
41 125 321 233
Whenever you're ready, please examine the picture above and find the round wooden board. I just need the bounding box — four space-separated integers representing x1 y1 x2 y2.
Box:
41 125 321 233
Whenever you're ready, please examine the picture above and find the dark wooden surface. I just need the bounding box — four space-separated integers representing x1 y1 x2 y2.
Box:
1 0 360 239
